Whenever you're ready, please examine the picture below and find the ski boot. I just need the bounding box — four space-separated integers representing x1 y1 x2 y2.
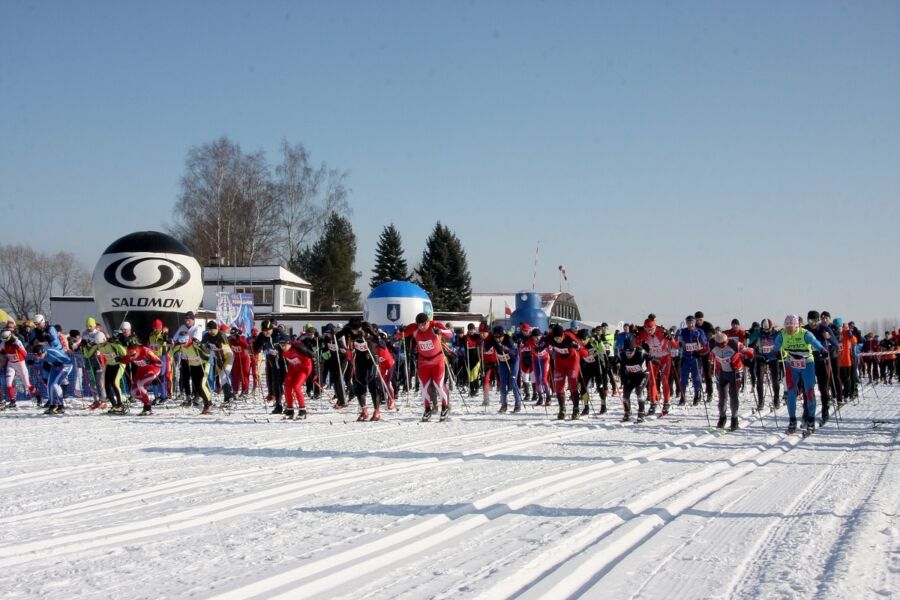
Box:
647 403 657 417
635 411 645 424
599 401 607 415
581 403 590 416
805 418 816 436
439 405 450 421
200 403 213 415
270 402 283 415
677 395 686 407
370 408 381 422
730 417 739 432
512 404 522 414
660 403 670 417
88 400 103 410
283 408 295 420
139 405 153 416
716 415 727 430
357 407 369 422
786 419 798 434
422 405 433 422
498 403 508 414
692 394 701 407
296 409 308 420
556 393 566 420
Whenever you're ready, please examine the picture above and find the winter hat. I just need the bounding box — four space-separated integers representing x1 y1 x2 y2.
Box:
784 314 800 327
713 332 727 344
33 314 45 325
644 319 656 328
760 318 773 330
731 319 740 326
206 320 219 330
121 321 132 331
694 311 704 319
152 319 163 330
184 311 196 320
261 319 273 331
807 310 820 321
685 315 696 323
85 317 96 328
834 317 844 327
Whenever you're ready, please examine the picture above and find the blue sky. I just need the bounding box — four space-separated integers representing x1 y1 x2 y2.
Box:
2 1 898 327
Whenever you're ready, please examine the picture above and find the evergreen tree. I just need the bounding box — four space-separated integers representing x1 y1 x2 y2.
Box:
416 222 472 311
370 223 409 288
291 214 361 311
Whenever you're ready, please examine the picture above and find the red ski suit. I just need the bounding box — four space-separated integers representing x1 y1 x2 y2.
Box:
282 344 314 409
229 334 252 395
634 327 676 404
120 346 162 407
403 321 452 408
548 332 588 395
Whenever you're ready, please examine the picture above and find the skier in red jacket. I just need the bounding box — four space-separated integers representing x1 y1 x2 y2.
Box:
120 338 162 415
403 313 453 421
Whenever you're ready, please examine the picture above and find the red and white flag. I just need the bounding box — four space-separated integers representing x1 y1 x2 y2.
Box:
558 265 568 281
504 302 512 317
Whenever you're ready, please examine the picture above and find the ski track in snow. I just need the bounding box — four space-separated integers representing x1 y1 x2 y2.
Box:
1 387 897 600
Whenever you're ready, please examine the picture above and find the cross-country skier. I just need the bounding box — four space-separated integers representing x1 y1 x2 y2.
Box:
168 331 212 414
710 332 754 431
403 313 453 422
634 318 676 416
485 325 522 413
751 318 782 411
83 331 128 414
321 324 348 408
253 320 284 414
120 337 162 415
1 329 33 409
676 315 708 405
618 337 649 423
202 321 234 405
31 332 72 415
547 323 588 420
775 314 826 435
275 333 315 420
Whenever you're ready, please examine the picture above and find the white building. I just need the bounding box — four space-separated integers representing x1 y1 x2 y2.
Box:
202 265 313 314
49 265 314 333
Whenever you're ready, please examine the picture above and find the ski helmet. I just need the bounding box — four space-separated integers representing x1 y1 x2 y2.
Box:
0 330 11 341
760 318 773 330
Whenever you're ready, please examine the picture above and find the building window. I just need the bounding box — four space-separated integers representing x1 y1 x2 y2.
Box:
283 287 308 308
234 286 273 305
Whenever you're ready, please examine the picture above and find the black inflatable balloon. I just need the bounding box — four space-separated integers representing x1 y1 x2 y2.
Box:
91 231 203 341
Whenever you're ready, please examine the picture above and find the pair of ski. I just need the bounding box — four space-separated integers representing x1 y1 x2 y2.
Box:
422 406 450 422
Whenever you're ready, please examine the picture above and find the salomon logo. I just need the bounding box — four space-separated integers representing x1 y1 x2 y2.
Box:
103 256 191 291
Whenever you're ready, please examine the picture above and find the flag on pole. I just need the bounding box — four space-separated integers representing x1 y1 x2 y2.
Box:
558 265 568 281
504 301 512 318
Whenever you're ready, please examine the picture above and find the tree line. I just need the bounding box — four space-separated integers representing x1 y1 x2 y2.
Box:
0 135 473 319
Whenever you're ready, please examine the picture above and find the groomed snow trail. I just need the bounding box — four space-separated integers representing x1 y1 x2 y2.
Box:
1 386 897 600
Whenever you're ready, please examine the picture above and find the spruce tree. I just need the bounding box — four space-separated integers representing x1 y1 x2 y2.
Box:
291 213 361 310
370 223 409 288
416 222 472 311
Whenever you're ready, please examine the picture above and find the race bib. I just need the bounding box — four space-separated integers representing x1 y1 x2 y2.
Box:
554 347 569 356
625 364 643 373
669 348 679 358
789 358 807 369
684 342 700 352
327 343 338 352
354 342 369 352
761 344 774 354
418 340 435 352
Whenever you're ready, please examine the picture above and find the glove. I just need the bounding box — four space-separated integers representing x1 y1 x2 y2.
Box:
321 351 332 362
433 326 442 335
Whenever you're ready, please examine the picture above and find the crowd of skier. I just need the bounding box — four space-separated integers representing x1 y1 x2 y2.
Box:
1 309 897 436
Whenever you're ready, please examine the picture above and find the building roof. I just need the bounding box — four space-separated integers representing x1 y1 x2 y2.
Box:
202 265 311 287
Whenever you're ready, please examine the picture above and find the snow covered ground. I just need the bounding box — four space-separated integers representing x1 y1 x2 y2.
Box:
1 384 897 599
